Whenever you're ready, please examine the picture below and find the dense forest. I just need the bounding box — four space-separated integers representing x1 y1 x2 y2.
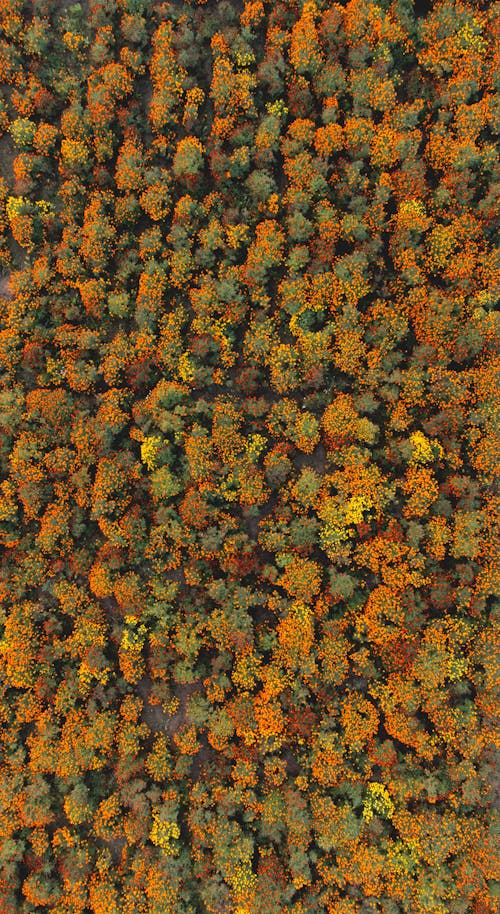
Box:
0 0 498 911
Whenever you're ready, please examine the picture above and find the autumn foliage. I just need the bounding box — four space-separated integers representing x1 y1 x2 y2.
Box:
0 0 498 912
